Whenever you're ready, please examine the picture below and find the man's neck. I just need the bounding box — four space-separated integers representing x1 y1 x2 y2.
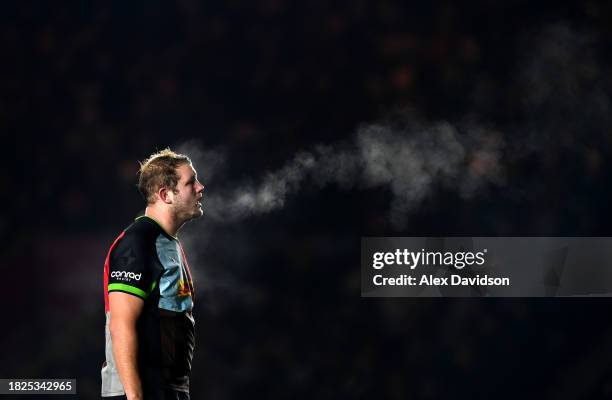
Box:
144 206 180 237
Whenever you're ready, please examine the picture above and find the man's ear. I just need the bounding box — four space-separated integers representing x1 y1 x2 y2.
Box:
158 187 174 204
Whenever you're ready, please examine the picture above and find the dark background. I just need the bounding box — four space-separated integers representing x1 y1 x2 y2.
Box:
3 1 612 399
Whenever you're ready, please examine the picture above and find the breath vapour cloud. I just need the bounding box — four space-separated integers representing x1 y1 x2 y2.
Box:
181 119 505 229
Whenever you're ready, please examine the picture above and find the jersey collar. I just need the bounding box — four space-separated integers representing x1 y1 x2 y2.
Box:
135 215 178 241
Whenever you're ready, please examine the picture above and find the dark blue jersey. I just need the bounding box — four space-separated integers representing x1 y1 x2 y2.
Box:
102 216 195 398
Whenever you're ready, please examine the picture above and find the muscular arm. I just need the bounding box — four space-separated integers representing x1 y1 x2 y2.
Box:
109 292 145 400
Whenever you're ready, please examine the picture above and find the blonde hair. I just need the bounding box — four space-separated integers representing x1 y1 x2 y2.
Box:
137 148 192 204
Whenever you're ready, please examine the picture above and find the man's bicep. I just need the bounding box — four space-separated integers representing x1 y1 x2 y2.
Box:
109 292 145 323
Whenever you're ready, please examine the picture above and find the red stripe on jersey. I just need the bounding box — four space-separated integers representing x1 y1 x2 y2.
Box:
104 231 126 312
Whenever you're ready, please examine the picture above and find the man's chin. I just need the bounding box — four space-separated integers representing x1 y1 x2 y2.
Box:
179 210 204 224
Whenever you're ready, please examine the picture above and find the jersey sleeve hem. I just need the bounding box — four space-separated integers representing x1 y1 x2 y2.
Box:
108 283 148 299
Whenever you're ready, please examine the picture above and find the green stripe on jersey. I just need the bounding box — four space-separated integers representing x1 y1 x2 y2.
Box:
108 283 148 299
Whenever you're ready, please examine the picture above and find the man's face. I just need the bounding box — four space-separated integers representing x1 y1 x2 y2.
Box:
172 163 205 222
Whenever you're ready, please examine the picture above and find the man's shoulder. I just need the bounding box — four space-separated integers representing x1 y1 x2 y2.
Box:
107 217 166 292
112 217 165 254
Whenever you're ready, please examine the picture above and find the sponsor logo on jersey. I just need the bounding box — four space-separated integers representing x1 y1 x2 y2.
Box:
111 270 142 281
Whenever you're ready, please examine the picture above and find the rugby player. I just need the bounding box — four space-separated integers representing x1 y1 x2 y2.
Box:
101 149 205 400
